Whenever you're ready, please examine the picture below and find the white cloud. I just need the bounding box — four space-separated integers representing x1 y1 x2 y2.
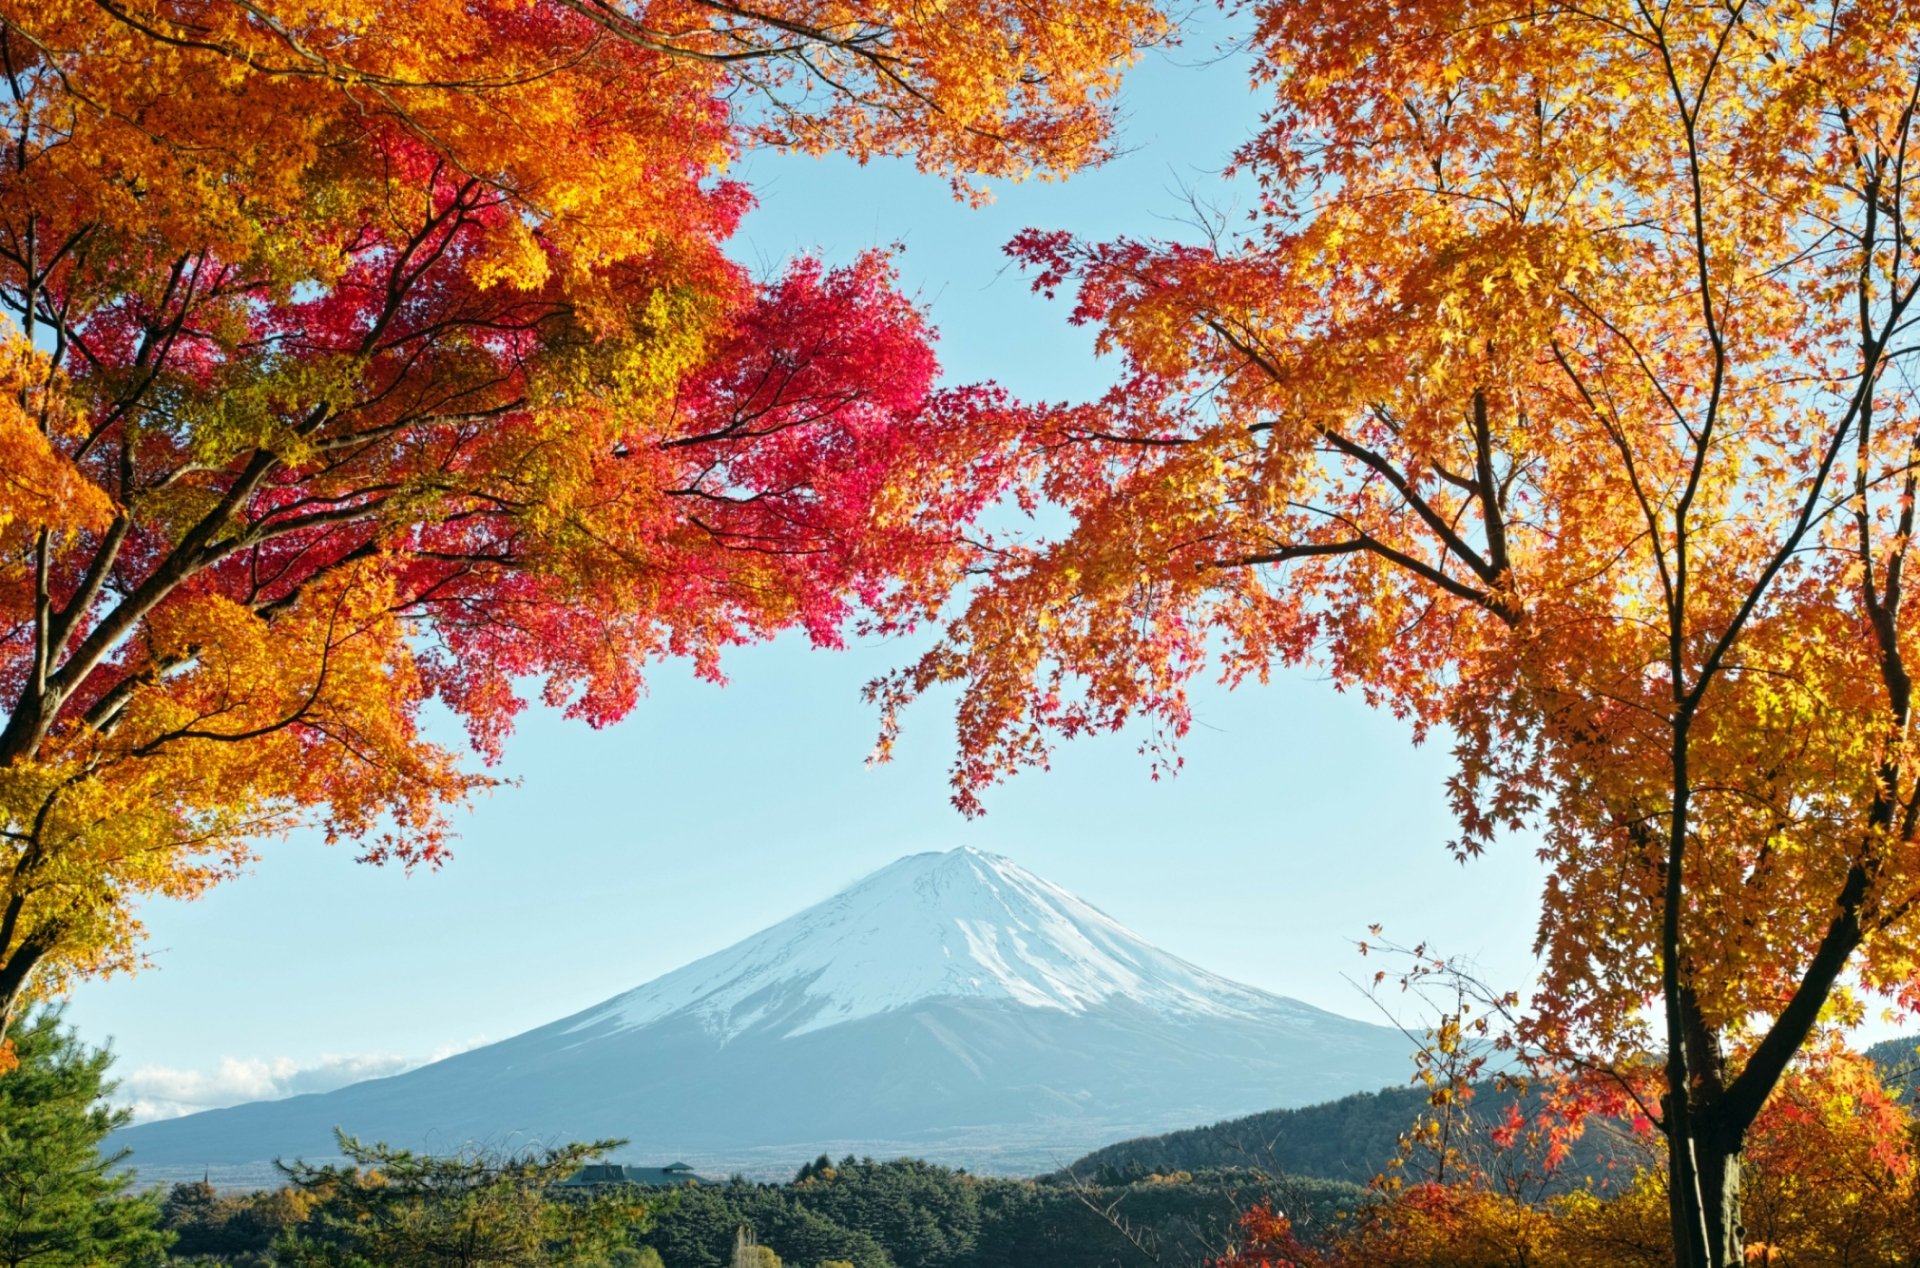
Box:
116 1041 482 1123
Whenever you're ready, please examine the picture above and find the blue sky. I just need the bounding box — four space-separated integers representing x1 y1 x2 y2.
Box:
64 14 1562 1120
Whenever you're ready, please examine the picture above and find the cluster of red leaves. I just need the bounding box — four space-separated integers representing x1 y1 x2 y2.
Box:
1212 1204 1322 1268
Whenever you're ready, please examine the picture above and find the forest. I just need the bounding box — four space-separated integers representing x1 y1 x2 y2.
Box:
157 1156 1366 1268
9 1010 1920 1267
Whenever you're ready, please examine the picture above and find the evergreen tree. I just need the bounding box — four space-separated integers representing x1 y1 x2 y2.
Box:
160 1179 313 1265
0 1009 169 1267
273 1132 649 1267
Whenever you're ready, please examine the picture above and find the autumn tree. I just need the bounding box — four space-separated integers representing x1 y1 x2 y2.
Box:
731 1227 781 1268
162 1178 316 1264
1550 1174 1674 1268
0 0 1167 1038
872 1 1920 1264
1211 1203 1323 1268
1737 1041 1920 1265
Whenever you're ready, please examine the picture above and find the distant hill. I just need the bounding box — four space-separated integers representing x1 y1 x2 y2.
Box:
1059 1037 1920 1192
1868 1034 1920 1103
1054 1082 1651 1193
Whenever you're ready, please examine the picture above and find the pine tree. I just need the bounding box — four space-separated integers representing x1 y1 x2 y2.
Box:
275 1132 649 1267
0 1009 169 1267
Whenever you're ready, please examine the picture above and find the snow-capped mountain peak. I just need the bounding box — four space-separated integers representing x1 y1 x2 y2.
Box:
573 846 1277 1041
119 845 1414 1178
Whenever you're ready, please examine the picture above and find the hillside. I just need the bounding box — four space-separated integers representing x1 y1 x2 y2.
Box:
1055 1082 1652 1193
636 1161 1368 1268
1867 1034 1920 1102
1060 1037 1920 1192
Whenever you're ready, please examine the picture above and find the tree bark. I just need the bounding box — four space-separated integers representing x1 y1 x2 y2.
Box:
1660 862 1870 1267
1665 1065 1748 1266
1698 1131 1744 1267
1668 1115 1744 1268
0 939 44 1047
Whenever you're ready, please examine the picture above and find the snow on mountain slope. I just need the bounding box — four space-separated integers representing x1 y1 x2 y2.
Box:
572 846 1280 1041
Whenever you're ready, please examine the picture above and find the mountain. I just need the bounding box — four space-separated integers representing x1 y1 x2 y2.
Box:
114 847 1415 1179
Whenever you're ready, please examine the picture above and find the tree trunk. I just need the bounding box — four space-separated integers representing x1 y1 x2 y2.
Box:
0 939 45 1050
1669 1112 1745 1268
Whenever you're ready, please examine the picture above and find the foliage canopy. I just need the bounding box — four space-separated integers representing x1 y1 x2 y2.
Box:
875 1 1920 1262
0 0 1164 1035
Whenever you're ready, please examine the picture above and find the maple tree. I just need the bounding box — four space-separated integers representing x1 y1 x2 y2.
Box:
1211 1203 1322 1268
1738 1042 1920 1265
872 0 1920 1263
0 0 1165 1047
